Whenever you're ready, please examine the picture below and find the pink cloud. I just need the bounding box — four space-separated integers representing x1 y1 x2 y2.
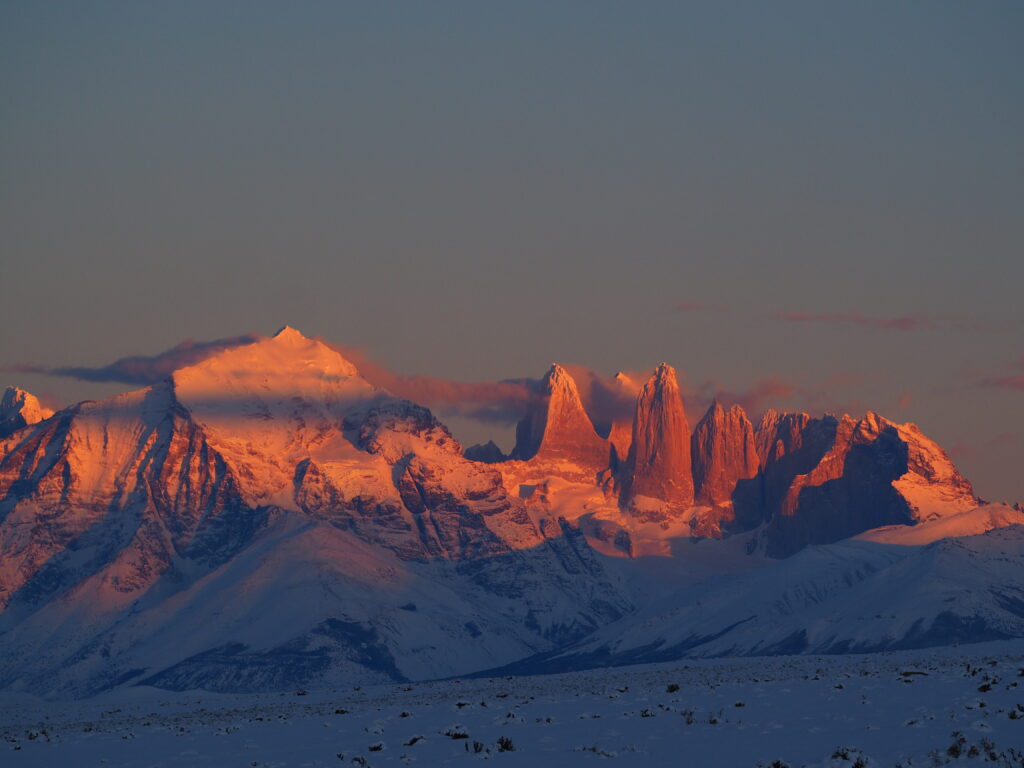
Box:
948 441 975 461
775 311 936 332
687 373 866 420
987 432 1022 450
325 343 536 426
980 354 1024 391
982 375 1024 391
675 300 724 313
1 335 261 385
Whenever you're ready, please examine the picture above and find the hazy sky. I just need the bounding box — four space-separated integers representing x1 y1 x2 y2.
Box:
2 2 1022 501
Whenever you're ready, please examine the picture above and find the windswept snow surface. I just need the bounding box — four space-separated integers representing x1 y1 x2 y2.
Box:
4 643 1024 766
518 522 1024 671
857 504 1024 546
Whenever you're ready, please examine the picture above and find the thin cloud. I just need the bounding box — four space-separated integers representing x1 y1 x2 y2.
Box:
980 354 1024 391
561 364 641 431
675 300 725 313
775 311 936 332
2 331 879 434
688 374 865 419
2 335 261 385
981 374 1024 391
320 342 538 426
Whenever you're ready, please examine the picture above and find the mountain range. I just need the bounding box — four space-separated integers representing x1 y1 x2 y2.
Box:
1 326 1021 698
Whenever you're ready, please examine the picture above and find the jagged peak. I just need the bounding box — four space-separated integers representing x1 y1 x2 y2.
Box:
699 399 751 427
512 362 607 465
653 361 675 380
545 362 574 388
272 325 307 342
0 386 54 439
622 361 694 514
2 385 32 408
1 386 53 422
758 408 810 427
538 364 590 415
175 327 363 387
640 363 681 400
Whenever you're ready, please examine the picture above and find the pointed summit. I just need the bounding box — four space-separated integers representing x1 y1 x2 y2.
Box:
692 400 759 507
621 363 694 515
0 386 53 439
273 325 305 341
512 364 609 469
175 327 362 392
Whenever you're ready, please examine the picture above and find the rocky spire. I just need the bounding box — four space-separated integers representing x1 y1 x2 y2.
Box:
621 363 694 513
691 400 759 507
0 386 53 439
512 364 609 468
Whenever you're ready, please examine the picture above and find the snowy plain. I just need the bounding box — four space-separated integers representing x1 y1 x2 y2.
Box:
4 641 1024 767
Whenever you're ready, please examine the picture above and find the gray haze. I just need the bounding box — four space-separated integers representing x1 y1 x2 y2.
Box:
1 2 1022 500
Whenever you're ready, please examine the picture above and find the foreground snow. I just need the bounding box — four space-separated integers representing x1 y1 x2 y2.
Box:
4 643 1024 767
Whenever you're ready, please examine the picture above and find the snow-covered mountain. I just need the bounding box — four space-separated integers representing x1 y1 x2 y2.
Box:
0 329 629 697
0 327 1018 697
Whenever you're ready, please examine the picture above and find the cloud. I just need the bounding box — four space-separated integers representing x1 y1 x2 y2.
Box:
687 374 865 419
982 375 1024 391
560 364 641 431
948 441 974 461
3 330 877 435
948 432 1021 462
2 335 261 385
323 342 538 426
979 354 1024 391
675 300 724 313
774 311 936 332
689 376 798 415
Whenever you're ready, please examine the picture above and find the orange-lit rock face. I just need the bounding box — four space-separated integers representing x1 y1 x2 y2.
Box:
691 400 759 508
744 411 980 557
512 364 610 472
621 363 694 518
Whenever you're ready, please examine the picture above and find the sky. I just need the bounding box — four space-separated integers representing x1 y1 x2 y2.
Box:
1 2 1022 501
